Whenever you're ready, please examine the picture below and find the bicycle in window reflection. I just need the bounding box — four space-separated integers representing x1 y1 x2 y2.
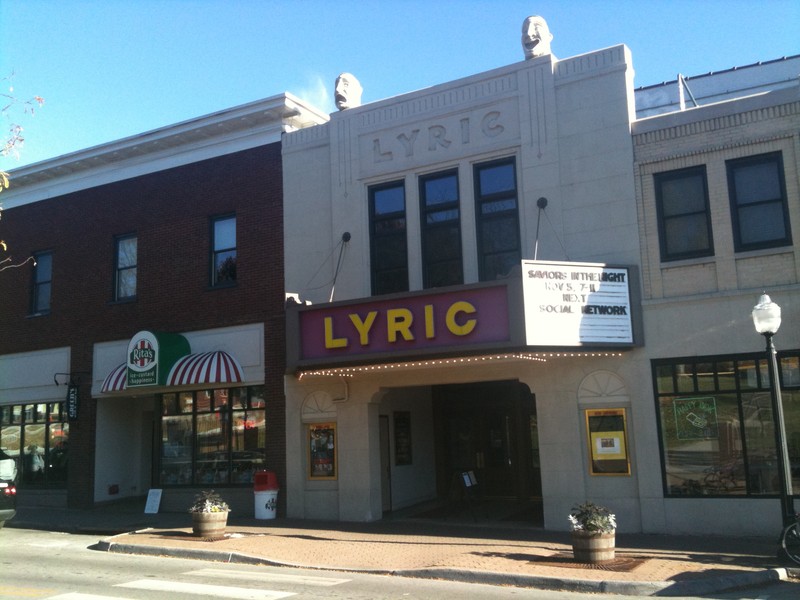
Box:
702 459 740 493
781 514 800 565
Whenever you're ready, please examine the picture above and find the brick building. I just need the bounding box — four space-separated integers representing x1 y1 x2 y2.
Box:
631 57 800 534
0 94 326 511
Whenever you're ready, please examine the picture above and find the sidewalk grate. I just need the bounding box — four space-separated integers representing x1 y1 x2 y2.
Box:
528 553 648 572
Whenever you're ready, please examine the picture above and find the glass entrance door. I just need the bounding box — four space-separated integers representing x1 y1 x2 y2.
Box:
435 381 537 499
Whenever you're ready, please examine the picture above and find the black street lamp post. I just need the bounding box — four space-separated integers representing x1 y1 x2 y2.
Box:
752 293 794 527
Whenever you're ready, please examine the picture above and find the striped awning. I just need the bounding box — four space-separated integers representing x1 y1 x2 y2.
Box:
100 350 245 393
101 363 128 393
167 351 244 386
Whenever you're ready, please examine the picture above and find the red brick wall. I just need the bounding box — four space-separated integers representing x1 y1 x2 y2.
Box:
0 143 287 508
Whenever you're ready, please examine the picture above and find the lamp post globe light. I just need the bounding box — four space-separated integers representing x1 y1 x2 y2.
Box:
751 293 794 527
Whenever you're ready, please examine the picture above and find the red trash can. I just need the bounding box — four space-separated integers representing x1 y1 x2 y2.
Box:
253 470 279 519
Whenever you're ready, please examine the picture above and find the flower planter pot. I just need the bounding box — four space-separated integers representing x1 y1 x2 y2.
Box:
191 511 229 538
571 530 615 563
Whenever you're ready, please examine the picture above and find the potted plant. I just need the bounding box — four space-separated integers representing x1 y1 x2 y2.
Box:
568 501 616 563
189 490 230 538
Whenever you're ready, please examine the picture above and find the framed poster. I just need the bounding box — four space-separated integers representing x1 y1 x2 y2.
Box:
585 408 630 475
394 411 412 465
308 423 337 480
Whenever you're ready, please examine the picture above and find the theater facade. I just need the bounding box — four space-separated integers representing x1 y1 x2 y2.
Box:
282 29 800 533
282 42 654 531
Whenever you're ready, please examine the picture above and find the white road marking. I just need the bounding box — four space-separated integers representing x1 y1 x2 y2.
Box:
28 541 73 548
186 567 351 586
46 594 123 600
115 579 296 599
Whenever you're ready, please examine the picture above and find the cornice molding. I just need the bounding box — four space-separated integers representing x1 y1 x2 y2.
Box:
634 99 799 146
3 93 327 209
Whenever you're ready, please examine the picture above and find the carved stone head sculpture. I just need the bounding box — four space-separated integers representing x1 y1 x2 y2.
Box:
521 15 553 59
335 72 363 110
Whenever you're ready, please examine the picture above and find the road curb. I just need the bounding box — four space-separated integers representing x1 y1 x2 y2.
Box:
97 538 790 596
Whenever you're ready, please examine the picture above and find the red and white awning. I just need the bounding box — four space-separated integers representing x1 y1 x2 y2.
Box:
101 363 128 393
100 350 245 393
167 351 244 386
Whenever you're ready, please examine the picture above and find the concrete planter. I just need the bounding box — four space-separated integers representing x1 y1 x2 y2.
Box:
571 530 615 563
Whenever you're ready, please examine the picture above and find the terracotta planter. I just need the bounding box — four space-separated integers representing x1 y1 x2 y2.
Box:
571 530 615 563
191 511 229 538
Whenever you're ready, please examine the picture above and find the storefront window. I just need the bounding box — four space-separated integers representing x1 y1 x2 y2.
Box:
158 386 265 487
0 407 21 481
48 423 69 483
161 393 193 485
783 356 800 387
0 402 68 488
737 359 759 390
653 352 800 497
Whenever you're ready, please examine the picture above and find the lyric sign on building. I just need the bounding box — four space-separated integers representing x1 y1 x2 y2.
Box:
295 284 516 365
522 260 633 346
359 98 520 176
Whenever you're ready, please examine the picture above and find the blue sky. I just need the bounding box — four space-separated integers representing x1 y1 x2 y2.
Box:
1 0 798 170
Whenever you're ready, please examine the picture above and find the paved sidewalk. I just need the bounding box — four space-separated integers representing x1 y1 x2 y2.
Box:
9 503 800 597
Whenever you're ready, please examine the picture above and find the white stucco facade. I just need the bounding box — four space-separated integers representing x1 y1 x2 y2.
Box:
282 38 800 534
282 46 653 531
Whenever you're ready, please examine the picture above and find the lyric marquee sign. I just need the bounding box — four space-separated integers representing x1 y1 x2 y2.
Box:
522 260 633 346
296 284 513 363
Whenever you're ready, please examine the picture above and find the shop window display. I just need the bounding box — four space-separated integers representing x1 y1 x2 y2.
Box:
653 354 800 497
158 386 266 486
0 402 68 488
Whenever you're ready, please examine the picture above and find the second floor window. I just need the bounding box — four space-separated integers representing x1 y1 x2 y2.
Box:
211 215 236 286
369 181 408 295
475 158 520 281
420 170 463 288
727 152 791 252
114 234 137 300
654 166 713 261
31 251 52 314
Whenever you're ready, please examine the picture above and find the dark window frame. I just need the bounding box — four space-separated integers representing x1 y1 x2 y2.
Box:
30 250 53 315
652 351 800 499
0 401 68 489
210 214 237 287
473 157 520 281
113 233 138 301
727 152 792 252
157 386 266 487
419 169 463 289
654 165 714 262
369 180 408 295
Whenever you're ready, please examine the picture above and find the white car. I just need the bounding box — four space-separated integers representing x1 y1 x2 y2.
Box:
0 449 18 527
0 448 18 481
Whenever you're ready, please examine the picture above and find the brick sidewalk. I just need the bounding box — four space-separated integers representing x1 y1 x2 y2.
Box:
102 524 785 588
12 503 798 595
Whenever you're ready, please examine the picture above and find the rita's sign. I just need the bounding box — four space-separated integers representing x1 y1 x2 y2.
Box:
126 331 190 387
292 283 518 367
